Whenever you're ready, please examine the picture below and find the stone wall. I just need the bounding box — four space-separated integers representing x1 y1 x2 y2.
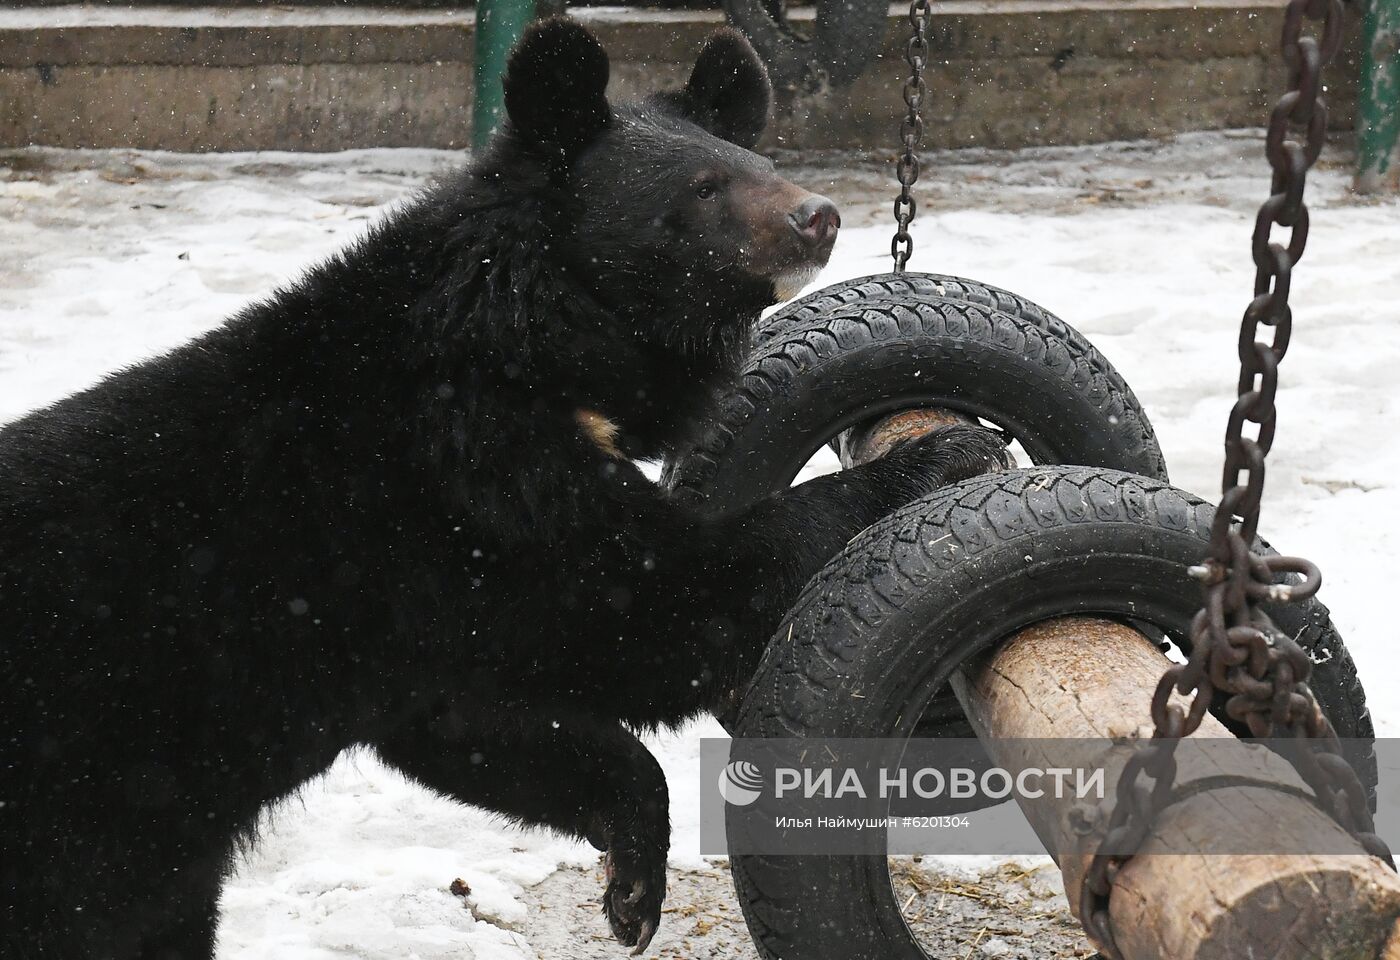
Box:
0 1 1362 152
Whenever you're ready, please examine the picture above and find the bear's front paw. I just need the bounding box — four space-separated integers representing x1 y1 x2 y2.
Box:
888 423 1013 489
601 830 666 955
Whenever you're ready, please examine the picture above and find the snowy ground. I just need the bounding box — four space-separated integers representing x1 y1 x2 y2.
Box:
2 132 1397 958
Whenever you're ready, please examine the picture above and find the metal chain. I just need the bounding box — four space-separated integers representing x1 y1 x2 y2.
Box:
891 0 931 272
1080 1 1394 955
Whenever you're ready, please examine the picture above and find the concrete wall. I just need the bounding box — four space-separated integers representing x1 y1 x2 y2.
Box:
0 1 1363 152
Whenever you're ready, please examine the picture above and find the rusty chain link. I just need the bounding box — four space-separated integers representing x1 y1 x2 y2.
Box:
1079 1 1395 956
891 0 931 272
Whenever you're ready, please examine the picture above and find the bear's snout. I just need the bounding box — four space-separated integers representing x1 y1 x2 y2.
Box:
732 180 843 302
788 196 841 249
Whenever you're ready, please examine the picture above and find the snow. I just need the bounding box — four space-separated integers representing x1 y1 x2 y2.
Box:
0 0 1283 31
214 753 587 960
0 6 477 29
2 132 1398 957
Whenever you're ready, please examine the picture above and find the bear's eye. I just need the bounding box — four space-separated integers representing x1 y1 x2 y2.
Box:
695 181 718 201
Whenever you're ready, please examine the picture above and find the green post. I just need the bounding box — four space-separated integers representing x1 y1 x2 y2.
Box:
472 0 538 152
1358 0 1400 192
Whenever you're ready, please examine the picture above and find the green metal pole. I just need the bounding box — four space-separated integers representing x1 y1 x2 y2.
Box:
1358 0 1400 192
472 0 537 152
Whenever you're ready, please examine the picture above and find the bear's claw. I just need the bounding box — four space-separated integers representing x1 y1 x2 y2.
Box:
631 920 657 956
601 840 665 954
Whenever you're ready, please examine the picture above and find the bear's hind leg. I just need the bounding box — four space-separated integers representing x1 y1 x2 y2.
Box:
138 875 220 960
375 703 668 952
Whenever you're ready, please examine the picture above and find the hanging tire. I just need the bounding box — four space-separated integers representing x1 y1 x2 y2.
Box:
663 279 1168 518
727 466 1378 960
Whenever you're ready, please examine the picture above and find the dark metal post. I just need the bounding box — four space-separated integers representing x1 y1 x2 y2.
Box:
1358 0 1400 192
472 0 538 152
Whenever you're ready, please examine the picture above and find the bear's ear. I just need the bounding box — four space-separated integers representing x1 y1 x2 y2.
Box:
503 18 611 161
679 28 771 149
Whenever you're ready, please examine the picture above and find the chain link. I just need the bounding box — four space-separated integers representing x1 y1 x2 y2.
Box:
891 0 931 272
1080 1 1394 955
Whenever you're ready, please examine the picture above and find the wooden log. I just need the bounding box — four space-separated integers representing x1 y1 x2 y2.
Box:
834 407 976 466
839 410 1400 959
950 618 1400 960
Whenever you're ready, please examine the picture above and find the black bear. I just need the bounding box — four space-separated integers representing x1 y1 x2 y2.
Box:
0 19 1006 959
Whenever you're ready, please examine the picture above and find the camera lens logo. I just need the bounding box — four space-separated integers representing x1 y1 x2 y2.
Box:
718 760 764 806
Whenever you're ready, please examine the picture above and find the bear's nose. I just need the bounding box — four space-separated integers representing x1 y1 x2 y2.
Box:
789 196 841 248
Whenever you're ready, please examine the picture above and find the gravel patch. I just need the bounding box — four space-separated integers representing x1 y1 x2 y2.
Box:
518 859 1094 959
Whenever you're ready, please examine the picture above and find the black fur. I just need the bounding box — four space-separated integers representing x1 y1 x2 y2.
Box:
0 20 1007 959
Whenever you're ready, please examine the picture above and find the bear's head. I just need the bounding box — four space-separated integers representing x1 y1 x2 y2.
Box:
495 19 840 439
503 19 838 308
